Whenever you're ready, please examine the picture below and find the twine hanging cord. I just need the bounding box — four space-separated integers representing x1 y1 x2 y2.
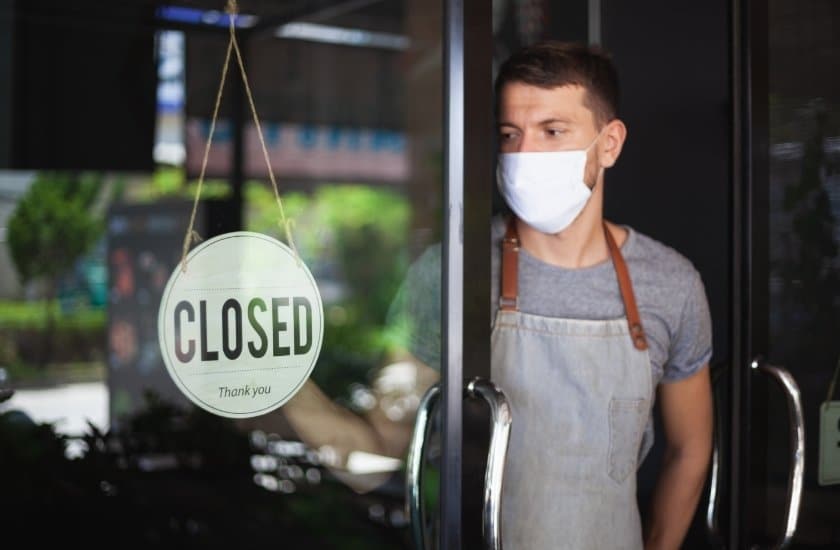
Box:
180 0 297 272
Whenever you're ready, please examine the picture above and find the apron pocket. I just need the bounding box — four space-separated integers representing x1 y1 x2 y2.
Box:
608 398 647 484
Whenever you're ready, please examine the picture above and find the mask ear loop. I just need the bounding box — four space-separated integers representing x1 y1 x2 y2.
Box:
582 127 607 191
584 125 608 152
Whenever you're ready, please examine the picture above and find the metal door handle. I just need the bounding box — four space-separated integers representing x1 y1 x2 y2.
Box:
751 358 805 550
706 432 721 544
466 378 512 550
406 379 511 550
706 366 723 548
406 383 440 550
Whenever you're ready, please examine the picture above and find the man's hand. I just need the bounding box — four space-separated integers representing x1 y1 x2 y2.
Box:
644 365 713 550
277 352 439 493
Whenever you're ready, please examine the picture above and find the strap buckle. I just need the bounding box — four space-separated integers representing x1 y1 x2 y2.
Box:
629 322 648 350
499 296 518 311
502 236 519 250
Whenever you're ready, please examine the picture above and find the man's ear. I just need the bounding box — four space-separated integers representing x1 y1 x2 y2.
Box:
599 119 627 168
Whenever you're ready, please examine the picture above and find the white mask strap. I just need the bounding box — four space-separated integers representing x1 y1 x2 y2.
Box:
582 127 607 191
584 126 607 152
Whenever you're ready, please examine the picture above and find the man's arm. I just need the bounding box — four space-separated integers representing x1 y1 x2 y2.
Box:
279 353 439 493
644 365 713 550
282 355 438 458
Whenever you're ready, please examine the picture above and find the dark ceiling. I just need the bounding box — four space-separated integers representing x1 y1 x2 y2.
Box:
3 0 410 170
8 0 403 34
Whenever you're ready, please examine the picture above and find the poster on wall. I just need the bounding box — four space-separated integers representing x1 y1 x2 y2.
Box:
107 202 196 427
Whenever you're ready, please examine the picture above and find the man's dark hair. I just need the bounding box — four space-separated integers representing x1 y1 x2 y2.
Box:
495 41 620 127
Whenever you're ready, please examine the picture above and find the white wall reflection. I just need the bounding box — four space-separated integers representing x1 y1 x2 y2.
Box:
0 381 108 449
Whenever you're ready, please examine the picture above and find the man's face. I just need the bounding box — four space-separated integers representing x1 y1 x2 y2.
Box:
497 81 602 152
497 82 608 186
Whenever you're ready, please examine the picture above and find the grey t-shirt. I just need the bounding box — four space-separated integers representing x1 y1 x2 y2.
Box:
387 215 712 465
389 217 712 384
489 215 713 386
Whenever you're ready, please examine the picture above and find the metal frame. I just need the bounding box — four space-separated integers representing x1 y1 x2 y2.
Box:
442 0 493 547
441 0 465 546
0 1 13 167
736 0 771 548
731 0 747 547
587 0 601 45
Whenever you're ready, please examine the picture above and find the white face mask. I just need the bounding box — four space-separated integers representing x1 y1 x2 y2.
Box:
496 132 602 234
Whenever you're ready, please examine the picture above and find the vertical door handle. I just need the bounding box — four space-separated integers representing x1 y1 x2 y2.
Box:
751 358 805 549
706 368 724 548
706 431 721 544
406 383 440 550
466 378 512 550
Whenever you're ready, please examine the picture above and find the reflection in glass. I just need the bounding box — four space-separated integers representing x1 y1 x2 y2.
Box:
0 0 443 547
762 0 840 546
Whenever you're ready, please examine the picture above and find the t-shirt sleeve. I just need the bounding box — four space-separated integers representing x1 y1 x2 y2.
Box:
662 269 713 383
384 243 442 371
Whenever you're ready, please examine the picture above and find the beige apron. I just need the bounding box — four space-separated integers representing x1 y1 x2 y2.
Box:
491 218 653 549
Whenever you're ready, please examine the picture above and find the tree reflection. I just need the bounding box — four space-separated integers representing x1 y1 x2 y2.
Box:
774 101 840 364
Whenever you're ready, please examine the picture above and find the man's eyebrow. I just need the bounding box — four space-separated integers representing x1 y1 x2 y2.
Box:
537 117 572 126
497 118 573 129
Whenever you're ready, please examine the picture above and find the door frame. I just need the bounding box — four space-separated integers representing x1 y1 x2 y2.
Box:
441 0 494 548
733 0 773 548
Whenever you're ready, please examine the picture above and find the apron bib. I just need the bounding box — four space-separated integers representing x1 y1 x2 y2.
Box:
491 218 653 550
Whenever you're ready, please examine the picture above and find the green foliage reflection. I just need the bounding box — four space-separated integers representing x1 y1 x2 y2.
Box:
6 173 105 366
247 182 411 401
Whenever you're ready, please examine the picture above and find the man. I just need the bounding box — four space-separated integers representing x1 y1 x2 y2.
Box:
277 39 711 550
490 41 712 549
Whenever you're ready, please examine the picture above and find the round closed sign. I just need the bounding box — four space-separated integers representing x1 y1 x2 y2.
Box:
158 232 323 418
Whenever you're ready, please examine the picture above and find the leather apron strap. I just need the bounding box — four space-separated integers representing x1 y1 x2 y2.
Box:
500 217 649 351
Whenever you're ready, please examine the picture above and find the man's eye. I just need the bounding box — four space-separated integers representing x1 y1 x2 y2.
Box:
499 132 517 140
547 128 565 137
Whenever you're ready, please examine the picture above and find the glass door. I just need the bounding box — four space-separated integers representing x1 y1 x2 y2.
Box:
743 0 840 547
0 1 494 547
